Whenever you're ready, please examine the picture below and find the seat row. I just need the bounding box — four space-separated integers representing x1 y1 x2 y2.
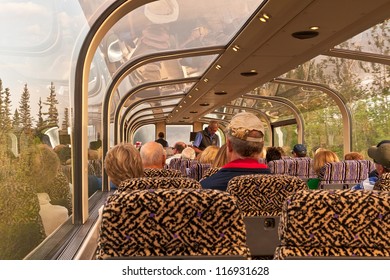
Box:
97 169 390 260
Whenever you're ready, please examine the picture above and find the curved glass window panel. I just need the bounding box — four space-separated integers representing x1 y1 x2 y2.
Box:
122 82 195 110
282 54 389 154
133 124 155 145
118 55 217 100
334 19 389 55
249 98 296 123
166 125 193 146
274 124 298 153
0 0 87 259
99 0 266 74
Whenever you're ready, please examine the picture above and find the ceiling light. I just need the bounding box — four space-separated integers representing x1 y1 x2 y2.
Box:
214 91 227 95
232 45 240 52
215 64 222 70
310 26 319 30
200 103 209 106
292 30 319 40
240 70 258 77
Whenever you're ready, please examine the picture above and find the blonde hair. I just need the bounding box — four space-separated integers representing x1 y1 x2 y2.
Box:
212 143 228 168
313 150 340 175
104 143 143 186
199 146 219 164
344 152 364 160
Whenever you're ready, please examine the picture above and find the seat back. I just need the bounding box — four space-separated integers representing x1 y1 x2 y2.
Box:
143 168 183 178
96 189 250 259
319 160 373 189
274 189 390 259
374 173 390 191
117 177 202 192
227 174 307 257
267 159 292 175
179 159 195 177
200 167 221 180
168 157 182 170
288 158 316 179
188 162 212 181
227 174 307 216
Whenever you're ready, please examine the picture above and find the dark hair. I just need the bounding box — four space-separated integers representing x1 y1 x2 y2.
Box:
266 147 282 162
158 132 164 138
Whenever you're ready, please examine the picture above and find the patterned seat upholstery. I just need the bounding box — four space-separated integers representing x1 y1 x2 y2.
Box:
143 168 183 178
227 174 307 258
96 189 250 259
227 174 307 217
117 177 202 192
373 173 390 191
267 159 292 175
274 189 390 259
200 167 221 180
179 159 195 177
188 163 211 181
168 158 182 170
288 158 316 179
319 160 373 189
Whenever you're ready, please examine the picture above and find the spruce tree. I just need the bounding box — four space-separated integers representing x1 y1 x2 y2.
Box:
36 97 45 129
12 109 21 130
43 82 59 127
3 88 12 132
18 84 33 133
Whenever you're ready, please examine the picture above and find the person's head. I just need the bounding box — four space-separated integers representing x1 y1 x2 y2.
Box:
368 142 390 176
158 132 164 138
212 143 228 168
173 141 187 154
266 146 282 162
140 141 166 169
181 147 196 160
225 112 265 161
292 144 307 157
313 150 340 175
207 121 219 136
104 143 143 186
199 145 219 164
344 152 364 161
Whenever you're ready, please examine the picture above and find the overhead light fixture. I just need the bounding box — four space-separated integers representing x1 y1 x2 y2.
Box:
292 30 319 40
183 117 190 119
241 70 258 77
232 45 240 52
190 111 198 114
215 64 222 70
214 91 227 95
310 26 320 30
203 78 209 83
259 13 271 23
200 103 210 106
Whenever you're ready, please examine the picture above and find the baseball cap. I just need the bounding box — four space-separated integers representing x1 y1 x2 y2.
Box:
368 143 390 168
293 144 307 154
226 112 264 142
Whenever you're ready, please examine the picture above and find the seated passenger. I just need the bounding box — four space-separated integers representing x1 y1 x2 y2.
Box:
198 145 219 164
200 112 270 191
140 141 166 169
344 152 364 160
307 149 340 189
165 141 187 165
104 143 144 189
291 144 308 158
181 146 196 160
265 146 283 162
352 141 390 191
212 143 228 168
